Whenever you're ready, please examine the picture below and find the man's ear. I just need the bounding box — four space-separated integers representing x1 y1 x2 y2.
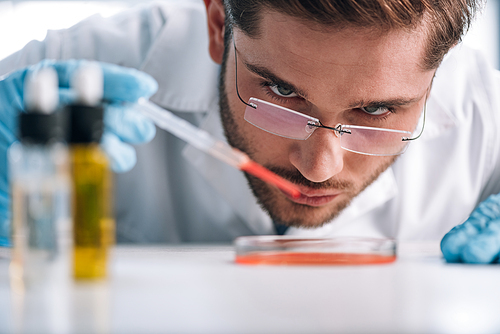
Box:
204 0 226 64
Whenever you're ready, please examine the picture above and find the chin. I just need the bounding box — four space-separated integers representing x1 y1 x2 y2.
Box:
256 187 352 229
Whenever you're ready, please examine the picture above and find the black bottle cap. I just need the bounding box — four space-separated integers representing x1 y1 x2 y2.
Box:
19 110 66 144
68 104 104 144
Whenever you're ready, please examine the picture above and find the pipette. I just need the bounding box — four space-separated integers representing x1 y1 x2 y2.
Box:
137 98 301 199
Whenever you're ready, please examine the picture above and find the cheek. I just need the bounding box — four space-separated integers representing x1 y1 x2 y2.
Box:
342 153 365 175
241 120 294 163
225 67 294 164
342 153 389 178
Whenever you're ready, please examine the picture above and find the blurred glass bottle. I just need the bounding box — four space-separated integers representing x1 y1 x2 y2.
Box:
9 67 70 288
69 63 114 280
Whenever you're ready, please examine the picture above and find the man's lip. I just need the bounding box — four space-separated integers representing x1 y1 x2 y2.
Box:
281 187 342 207
298 187 342 197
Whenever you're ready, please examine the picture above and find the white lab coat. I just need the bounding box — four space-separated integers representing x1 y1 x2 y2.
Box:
1 0 500 243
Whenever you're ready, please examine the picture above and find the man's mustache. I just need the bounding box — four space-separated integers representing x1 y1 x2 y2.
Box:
262 165 352 191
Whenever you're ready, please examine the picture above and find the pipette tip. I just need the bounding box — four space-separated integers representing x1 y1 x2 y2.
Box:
240 160 301 199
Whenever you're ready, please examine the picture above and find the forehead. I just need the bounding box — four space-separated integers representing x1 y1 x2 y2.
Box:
233 10 434 104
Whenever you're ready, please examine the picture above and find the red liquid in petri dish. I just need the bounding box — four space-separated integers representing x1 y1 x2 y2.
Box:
235 252 396 265
234 236 397 266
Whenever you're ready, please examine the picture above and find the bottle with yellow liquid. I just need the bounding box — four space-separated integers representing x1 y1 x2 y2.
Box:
69 64 114 280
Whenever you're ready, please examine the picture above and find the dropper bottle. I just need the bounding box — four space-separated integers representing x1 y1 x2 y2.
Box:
9 67 70 287
69 64 114 280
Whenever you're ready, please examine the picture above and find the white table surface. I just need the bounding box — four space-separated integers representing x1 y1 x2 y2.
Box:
1 241 499 334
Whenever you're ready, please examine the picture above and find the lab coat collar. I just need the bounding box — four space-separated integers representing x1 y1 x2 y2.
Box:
140 2 220 113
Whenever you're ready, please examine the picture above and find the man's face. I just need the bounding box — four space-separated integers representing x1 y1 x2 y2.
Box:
215 9 435 228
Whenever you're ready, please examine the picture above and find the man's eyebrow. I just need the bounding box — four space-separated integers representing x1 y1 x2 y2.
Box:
242 61 309 98
241 59 426 108
348 96 423 109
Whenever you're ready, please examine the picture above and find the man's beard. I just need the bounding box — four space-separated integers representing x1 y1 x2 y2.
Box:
217 39 397 228
243 166 358 228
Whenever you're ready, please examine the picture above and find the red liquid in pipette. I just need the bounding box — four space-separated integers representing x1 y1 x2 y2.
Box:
240 160 301 199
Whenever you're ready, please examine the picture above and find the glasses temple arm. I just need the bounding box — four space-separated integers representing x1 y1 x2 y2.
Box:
233 36 256 110
402 101 427 142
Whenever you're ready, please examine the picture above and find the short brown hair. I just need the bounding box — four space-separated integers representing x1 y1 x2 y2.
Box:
224 0 483 70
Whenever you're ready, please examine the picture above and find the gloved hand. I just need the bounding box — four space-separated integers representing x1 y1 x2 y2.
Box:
441 193 500 264
0 59 158 246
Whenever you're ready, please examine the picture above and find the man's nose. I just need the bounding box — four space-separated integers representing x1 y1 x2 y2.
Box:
288 128 343 183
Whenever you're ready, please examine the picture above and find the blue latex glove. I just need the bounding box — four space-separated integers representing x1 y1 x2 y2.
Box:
0 59 158 246
441 193 500 264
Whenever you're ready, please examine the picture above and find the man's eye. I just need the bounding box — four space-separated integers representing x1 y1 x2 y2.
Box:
360 106 389 116
269 84 298 98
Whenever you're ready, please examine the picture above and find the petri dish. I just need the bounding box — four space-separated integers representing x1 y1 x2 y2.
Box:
234 236 396 265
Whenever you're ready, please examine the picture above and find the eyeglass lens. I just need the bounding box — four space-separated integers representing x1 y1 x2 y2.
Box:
340 125 411 156
244 98 318 140
244 97 412 156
